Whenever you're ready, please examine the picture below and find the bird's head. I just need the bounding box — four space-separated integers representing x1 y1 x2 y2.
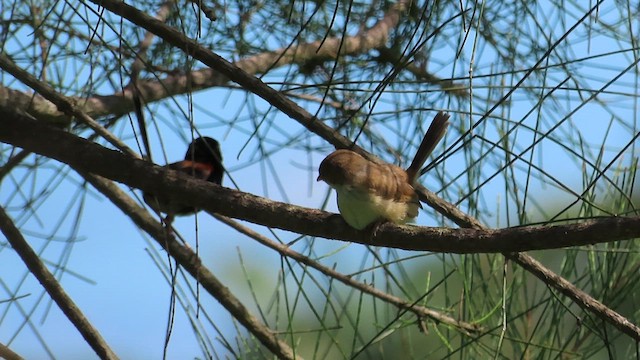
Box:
317 149 364 187
185 137 223 165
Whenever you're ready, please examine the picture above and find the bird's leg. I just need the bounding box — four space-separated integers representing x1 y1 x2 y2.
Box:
366 218 389 239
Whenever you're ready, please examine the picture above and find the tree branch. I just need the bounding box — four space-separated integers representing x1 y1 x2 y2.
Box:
0 207 119 360
2 106 639 341
0 53 137 157
81 173 300 360
1 112 638 253
0 341 24 360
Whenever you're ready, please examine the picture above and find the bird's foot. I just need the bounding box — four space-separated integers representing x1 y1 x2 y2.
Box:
366 218 389 239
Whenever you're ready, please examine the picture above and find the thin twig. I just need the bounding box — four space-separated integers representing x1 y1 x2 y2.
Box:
211 213 483 335
0 207 119 360
0 150 30 181
0 53 137 157
418 182 640 341
127 0 173 162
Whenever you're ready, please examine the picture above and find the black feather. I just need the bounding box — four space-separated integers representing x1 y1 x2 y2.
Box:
143 136 224 215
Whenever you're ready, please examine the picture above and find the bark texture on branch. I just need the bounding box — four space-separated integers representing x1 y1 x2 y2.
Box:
0 111 637 255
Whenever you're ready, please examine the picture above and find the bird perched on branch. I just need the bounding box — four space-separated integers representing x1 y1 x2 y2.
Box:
143 136 224 219
317 111 449 230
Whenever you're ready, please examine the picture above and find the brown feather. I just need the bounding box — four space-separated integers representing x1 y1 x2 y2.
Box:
405 111 450 182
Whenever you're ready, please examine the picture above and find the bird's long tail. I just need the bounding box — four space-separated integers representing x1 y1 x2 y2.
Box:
405 111 450 183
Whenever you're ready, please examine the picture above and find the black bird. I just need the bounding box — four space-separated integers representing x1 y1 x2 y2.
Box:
143 136 224 216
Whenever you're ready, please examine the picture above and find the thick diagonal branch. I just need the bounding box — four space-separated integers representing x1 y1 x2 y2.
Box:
80 174 300 360
0 208 119 360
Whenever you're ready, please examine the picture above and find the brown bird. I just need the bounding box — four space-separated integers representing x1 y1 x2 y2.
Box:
143 136 224 218
317 111 450 230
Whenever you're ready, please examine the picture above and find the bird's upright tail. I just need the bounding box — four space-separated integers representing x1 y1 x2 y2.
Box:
405 111 450 183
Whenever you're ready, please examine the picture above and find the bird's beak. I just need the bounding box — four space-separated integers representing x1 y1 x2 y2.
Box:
316 174 322 182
